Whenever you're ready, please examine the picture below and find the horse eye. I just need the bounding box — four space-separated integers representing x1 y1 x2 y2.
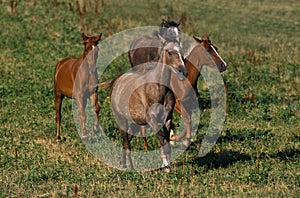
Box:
168 51 173 56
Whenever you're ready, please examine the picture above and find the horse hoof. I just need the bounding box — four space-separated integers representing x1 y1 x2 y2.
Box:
162 167 172 173
56 137 66 143
182 140 191 149
93 125 100 134
170 140 176 146
82 136 89 142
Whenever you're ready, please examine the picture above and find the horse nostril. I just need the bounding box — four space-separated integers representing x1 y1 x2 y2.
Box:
184 69 188 77
221 62 227 69
180 66 188 77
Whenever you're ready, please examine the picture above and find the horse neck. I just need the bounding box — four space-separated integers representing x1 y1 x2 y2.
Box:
184 59 200 89
147 56 171 87
76 51 89 70
185 46 202 85
186 45 215 70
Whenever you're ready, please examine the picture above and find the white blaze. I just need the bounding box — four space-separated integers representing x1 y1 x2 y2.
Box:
211 45 227 67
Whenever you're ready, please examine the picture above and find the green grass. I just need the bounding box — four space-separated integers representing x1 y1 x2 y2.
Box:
1 0 299 197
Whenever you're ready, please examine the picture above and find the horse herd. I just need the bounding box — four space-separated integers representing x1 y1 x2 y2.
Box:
53 20 227 171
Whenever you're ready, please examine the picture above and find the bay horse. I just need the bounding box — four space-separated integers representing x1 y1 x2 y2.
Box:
129 34 227 149
110 37 187 171
128 19 182 68
54 33 102 141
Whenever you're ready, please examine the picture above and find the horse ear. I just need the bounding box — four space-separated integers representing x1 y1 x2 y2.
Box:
204 34 209 41
161 18 167 26
158 34 166 43
193 35 203 43
96 33 102 42
82 33 88 41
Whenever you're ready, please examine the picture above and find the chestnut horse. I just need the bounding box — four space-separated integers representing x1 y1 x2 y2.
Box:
129 35 227 149
170 35 227 147
110 37 187 171
54 33 102 141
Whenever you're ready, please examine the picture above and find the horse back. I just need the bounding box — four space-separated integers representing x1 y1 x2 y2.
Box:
129 36 162 67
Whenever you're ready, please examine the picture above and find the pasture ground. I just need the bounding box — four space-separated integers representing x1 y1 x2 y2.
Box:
0 0 299 197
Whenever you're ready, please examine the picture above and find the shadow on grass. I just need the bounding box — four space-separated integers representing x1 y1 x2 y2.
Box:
189 150 251 169
269 149 300 161
183 148 299 171
183 127 299 170
219 128 272 143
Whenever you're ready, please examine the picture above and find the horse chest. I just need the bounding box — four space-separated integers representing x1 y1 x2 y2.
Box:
85 75 98 93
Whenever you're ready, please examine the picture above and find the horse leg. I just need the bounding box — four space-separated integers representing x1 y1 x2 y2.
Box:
55 93 64 141
156 127 172 172
148 114 171 172
181 106 192 148
90 93 100 133
165 118 176 146
77 96 87 139
141 126 149 151
119 121 134 170
170 104 192 148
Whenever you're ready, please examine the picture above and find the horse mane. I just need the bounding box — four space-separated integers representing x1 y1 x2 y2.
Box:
184 41 198 58
161 20 180 28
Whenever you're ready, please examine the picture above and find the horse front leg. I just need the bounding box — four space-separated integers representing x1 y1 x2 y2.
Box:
90 93 100 133
156 127 172 173
55 93 64 141
180 106 192 148
170 104 192 148
119 121 134 170
76 97 87 139
140 126 149 151
148 114 172 172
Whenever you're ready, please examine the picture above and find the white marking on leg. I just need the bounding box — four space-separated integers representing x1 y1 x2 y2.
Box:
170 129 176 146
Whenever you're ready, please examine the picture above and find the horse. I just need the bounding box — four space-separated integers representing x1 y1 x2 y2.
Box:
110 37 187 171
54 32 102 141
128 19 182 68
127 19 182 150
170 35 227 147
129 34 227 149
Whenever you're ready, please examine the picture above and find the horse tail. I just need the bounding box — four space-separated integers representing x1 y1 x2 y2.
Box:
98 74 122 91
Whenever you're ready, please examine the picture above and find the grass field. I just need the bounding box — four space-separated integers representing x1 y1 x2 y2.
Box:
0 0 299 197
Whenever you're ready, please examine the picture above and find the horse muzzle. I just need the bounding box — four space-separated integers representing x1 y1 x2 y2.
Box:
218 61 227 72
176 65 188 81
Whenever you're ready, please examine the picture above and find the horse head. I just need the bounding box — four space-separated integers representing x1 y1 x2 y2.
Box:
159 35 187 80
193 35 227 72
159 19 182 45
82 32 102 74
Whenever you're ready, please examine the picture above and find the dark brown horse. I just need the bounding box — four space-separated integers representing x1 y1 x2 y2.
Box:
110 37 187 171
128 19 182 68
54 33 102 141
129 35 227 149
